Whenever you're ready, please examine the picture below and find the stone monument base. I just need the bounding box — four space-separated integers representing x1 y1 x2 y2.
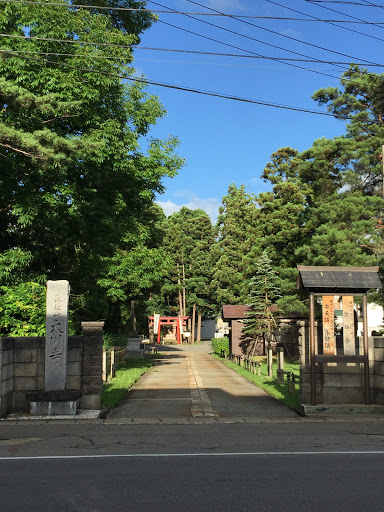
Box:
126 337 144 358
25 390 81 416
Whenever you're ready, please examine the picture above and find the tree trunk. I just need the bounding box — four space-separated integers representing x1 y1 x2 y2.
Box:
191 303 196 344
177 263 184 316
129 300 137 337
182 256 186 317
178 288 183 316
196 312 202 343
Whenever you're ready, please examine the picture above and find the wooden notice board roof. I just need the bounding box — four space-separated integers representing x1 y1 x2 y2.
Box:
297 265 381 292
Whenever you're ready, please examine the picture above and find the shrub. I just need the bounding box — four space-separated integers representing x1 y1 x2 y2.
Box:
0 282 46 336
211 336 229 355
103 331 128 349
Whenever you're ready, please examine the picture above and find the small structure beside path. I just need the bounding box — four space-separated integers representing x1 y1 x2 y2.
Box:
297 265 384 413
222 305 303 359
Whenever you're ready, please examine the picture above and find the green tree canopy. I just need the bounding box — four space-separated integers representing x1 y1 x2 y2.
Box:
156 207 215 318
243 251 281 347
0 1 183 332
211 184 260 307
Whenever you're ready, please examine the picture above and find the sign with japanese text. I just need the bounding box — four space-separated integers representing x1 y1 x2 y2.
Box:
342 295 355 355
322 296 335 355
153 313 160 335
45 280 70 391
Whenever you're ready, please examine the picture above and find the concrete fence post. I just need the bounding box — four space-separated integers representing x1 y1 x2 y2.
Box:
277 347 284 371
110 348 115 379
267 345 273 378
102 349 107 383
277 347 284 383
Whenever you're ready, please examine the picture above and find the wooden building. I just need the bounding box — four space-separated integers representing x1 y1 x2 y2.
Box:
222 305 304 359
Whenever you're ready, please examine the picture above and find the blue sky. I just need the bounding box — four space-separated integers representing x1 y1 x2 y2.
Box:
133 0 384 222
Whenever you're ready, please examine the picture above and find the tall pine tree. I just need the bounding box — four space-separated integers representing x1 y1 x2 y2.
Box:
243 251 281 355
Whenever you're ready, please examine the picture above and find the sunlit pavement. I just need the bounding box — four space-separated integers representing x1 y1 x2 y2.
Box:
106 342 297 422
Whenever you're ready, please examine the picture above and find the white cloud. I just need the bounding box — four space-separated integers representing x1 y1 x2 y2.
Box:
281 28 303 39
157 194 221 224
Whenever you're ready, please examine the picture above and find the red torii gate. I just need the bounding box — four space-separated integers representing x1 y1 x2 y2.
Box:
148 316 189 345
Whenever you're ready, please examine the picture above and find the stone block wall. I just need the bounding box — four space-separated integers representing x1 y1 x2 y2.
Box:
0 322 103 416
0 338 14 418
298 320 384 405
373 337 384 405
80 322 103 410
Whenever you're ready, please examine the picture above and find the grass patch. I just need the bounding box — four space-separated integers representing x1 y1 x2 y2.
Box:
213 355 300 410
101 355 160 409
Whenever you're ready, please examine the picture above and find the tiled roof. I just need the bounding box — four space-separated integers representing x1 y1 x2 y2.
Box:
297 265 381 291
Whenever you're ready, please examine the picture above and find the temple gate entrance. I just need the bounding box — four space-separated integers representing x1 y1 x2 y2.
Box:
148 316 189 345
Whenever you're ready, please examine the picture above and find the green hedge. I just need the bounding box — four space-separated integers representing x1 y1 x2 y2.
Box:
103 331 128 349
211 336 229 355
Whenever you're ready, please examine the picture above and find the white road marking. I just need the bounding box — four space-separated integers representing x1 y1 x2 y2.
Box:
1 451 384 461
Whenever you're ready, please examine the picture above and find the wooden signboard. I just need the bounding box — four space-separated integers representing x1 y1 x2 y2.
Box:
342 295 355 355
322 295 335 355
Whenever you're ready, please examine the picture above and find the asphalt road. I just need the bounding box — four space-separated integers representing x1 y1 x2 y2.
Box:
0 421 384 511
1 451 384 511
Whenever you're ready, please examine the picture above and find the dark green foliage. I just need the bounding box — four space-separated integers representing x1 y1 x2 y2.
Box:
0 2 184 333
0 282 46 336
103 331 129 349
211 65 384 315
212 184 260 307
244 251 281 342
152 207 216 319
311 65 384 194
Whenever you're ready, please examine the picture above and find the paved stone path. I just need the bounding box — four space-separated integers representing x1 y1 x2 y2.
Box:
107 343 297 421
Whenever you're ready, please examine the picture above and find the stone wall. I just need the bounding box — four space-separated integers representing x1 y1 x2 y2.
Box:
298 320 384 405
373 337 384 405
0 322 103 417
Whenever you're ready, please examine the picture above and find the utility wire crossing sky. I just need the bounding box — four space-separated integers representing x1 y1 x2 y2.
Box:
2 0 383 221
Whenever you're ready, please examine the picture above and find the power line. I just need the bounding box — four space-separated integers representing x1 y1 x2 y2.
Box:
0 30 381 85
304 0 384 32
360 0 384 10
182 0 379 66
151 1 345 81
0 5 381 83
2 0 382 73
306 1 378 4
9 47 384 67
267 0 384 42
0 49 355 119
1 0 382 21
156 19 342 80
